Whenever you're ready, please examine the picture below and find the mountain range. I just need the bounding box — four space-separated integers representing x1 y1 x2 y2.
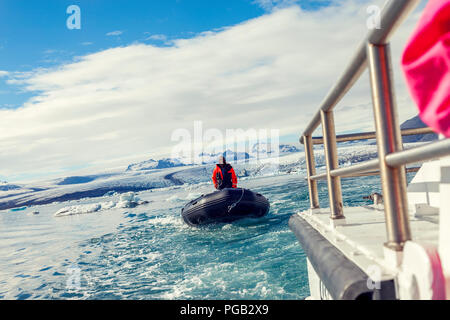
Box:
400 115 438 143
127 115 436 172
127 143 301 171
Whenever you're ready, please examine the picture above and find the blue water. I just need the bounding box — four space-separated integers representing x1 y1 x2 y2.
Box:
0 173 391 300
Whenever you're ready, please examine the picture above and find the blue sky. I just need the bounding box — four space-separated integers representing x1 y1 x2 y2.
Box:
0 0 422 182
1 0 263 108
0 0 330 109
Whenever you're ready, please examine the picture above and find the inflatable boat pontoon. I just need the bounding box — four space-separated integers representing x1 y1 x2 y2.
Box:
181 188 270 226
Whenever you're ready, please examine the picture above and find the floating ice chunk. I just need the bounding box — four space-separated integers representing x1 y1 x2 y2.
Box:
54 203 102 217
116 192 141 208
101 201 116 210
116 201 134 208
120 192 138 202
54 192 149 217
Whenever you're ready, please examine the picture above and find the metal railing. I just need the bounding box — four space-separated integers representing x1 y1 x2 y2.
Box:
299 0 450 251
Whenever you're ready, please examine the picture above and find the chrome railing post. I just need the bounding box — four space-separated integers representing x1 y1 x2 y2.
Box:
320 110 344 219
367 43 411 251
304 135 320 209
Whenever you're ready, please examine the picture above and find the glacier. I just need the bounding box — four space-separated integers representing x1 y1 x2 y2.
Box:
0 142 426 212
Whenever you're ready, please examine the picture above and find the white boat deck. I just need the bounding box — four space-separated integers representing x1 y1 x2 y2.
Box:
296 205 440 280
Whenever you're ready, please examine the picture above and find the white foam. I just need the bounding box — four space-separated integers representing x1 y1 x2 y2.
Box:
185 192 202 201
270 199 286 206
148 215 183 227
165 194 181 202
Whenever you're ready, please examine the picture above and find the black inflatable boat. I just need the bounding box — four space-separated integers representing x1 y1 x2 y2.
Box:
181 188 270 226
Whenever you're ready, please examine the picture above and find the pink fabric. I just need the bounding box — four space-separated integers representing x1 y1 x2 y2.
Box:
401 0 450 137
424 245 446 300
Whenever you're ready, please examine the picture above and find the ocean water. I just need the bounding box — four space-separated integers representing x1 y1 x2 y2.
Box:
0 172 391 300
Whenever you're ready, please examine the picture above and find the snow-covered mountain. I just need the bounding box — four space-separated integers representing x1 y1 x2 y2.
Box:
251 142 300 155
0 181 21 191
126 158 186 171
125 143 301 172
122 116 435 174
400 115 438 143
197 143 300 164
367 115 438 145
197 149 251 164
279 144 301 153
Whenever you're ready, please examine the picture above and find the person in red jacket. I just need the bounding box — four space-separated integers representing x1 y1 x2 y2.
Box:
211 156 238 190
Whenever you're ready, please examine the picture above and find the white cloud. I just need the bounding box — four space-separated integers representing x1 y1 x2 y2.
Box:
253 0 299 11
0 71 9 77
252 0 332 11
146 34 168 42
106 30 123 36
0 0 425 181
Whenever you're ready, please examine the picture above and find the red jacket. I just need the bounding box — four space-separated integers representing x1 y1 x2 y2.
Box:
212 164 237 189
